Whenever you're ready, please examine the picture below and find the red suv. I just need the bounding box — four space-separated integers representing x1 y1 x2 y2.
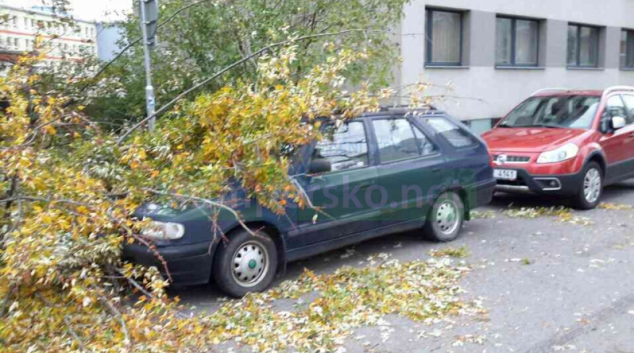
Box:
483 86 634 209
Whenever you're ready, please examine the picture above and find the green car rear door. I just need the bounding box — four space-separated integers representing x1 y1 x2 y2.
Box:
370 117 451 225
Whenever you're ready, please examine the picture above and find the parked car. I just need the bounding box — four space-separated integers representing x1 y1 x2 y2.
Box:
483 86 634 209
124 109 496 297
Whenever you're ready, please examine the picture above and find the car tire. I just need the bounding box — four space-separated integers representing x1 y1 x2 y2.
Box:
212 229 278 298
423 192 465 242
571 161 603 210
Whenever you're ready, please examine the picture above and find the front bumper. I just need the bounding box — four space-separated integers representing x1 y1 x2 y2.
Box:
122 241 215 286
494 168 582 196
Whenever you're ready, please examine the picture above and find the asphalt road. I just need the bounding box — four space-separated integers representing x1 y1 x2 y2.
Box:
171 181 634 353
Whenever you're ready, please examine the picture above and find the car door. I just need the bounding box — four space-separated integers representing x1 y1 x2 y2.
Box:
598 94 634 181
289 120 380 249
371 117 450 226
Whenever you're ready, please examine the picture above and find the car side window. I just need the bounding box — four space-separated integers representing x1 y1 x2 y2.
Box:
311 121 368 172
621 95 634 124
411 123 438 156
421 117 476 148
372 119 421 163
602 95 630 130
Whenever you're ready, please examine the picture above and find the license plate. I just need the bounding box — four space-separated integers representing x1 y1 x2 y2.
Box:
494 169 517 180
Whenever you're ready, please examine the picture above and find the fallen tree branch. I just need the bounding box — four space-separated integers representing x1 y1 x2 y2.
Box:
117 271 189 319
116 28 376 145
97 295 131 347
142 188 261 239
64 316 95 353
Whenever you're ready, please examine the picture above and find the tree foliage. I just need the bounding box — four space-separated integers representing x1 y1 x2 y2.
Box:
0 38 388 351
84 0 408 128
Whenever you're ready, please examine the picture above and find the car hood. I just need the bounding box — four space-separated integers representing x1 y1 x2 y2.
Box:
483 127 587 153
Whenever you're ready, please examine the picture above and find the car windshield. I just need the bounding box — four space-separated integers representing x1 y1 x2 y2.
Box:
499 95 600 129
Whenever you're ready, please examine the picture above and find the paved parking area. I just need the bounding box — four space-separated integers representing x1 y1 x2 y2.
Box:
171 181 634 353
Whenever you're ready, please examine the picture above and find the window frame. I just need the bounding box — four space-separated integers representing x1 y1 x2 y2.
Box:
622 29 634 69
495 16 540 68
567 23 601 68
425 8 464 67
600 94 631 132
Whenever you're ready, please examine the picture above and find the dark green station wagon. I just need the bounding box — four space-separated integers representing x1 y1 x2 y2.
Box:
125 109 496 297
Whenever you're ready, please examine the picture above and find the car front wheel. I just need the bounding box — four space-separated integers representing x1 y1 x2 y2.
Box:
423 192 465 242
571 161 603 210
212 229 278 297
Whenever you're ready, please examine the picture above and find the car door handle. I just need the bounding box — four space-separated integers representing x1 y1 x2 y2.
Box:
432 167 442 173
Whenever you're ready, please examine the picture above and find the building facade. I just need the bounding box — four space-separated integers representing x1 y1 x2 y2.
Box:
0 4 98 65
397 0 634 133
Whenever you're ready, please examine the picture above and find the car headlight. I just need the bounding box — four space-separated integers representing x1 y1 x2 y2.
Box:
537 143 579 164
141 221 185 240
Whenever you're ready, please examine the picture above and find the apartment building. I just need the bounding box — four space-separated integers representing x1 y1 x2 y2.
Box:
397 0 634 133
0 4 98 64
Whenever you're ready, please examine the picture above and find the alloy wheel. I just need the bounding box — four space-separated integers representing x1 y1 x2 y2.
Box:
583 168 601 204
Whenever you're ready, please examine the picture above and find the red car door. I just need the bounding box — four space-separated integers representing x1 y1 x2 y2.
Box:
598 94 634 181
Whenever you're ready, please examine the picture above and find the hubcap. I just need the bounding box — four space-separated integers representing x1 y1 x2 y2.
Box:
583 168 601 203
436 201 460 235
231 241 268 287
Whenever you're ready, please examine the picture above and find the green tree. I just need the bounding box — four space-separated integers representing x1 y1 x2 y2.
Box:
86 0 408 128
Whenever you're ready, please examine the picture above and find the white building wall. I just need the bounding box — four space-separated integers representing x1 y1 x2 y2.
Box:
399 0 634 130
0 5 98 61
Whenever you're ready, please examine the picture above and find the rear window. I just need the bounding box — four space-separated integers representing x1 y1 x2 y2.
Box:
421 117 476 148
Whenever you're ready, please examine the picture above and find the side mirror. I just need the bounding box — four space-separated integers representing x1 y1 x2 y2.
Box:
611 116 626 130
308 159 331 174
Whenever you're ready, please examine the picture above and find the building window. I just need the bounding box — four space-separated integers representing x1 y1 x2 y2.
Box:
567 24 600 68
496 17 539 67
426 9 463 66
622 30 634 69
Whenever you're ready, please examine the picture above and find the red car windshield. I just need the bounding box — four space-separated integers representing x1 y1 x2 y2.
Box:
499 95 600 129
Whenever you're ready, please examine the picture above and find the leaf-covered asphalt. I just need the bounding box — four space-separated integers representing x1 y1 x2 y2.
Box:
172 181 634 353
